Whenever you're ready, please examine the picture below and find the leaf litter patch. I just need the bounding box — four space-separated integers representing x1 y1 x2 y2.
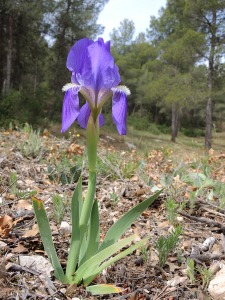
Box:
1 128 225 299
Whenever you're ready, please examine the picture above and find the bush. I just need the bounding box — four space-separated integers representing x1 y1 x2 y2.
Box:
128 115 162 134
181 127 205 137
0 90 23 126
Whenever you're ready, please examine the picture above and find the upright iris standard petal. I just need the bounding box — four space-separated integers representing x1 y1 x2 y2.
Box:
66 38 93 84
67 38 120 92
85 38 121 91
61 88 80 133
112 90 128 135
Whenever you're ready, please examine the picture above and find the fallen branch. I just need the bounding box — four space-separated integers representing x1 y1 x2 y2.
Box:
178 210 224 229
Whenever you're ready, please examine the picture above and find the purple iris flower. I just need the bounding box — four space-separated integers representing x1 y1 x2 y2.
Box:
61 37 130 135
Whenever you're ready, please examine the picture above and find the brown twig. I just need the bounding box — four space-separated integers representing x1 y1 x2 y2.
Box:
178 210 224 229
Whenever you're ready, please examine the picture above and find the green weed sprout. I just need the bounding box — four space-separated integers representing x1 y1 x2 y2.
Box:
155 225 182 267
186 258 196 283
52 194 65 224
196 265 213 290
165 197 178 225
32 38 161 296
9 172 18 195
17 123 42 158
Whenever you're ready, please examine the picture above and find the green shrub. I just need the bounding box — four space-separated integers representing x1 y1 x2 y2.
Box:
180 127 205 137
128 115 162 134
17 123 43 158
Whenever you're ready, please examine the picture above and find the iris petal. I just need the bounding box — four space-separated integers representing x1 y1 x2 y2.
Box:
85 40 121 91
66 38 93 84
112 90 128 135
99 113 104 127
67 38 120 92
77 102 91 129
61 88 80 133
62 38 129 134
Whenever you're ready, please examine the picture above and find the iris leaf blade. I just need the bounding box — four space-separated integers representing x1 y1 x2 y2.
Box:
66 176 83 282
98 190 162 252
74 234 137 284
84 238 148 286
32 196 66 283
86 284 124 295
79 199 100 265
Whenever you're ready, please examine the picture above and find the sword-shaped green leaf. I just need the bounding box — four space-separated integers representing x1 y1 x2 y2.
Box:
98 190 161 252
66 176 83 283
79 199 99 265
74 234 137 285
86 284 124 295
32 196 66 283
83 238 148 286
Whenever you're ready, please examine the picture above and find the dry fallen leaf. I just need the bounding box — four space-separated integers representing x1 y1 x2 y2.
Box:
15 199 33 211
0 215 13 237
167 262 180 272
66 143 84 156
167 276 187 287
12 243 28 253
158 220 170 228
22 224 39 237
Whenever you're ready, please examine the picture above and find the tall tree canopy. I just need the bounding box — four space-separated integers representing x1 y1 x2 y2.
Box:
183 0 225 149
0 0 108 125
1 0 225 148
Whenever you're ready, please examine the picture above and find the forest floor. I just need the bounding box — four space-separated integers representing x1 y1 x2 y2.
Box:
1 124 225 300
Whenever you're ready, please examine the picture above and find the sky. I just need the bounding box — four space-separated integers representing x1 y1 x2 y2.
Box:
98 0 167 41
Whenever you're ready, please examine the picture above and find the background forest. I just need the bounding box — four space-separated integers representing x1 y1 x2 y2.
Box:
1 0 225 150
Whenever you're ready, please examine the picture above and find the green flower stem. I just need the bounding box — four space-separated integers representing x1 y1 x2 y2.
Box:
86 115 98 172
79 116 98 250
80 115 99 232
66 115 99 283
79 171 96 235
66 177 82 283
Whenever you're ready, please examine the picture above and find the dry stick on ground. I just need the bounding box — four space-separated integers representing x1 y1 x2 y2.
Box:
221 233 225 253
178 210 225 230
201 206 225 218
198 199 225 216
178 210 225 262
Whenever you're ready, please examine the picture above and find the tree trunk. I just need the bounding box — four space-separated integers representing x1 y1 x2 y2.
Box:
171 103 179 142
205 10 216 151
5 14 13 95
0 11 5 95
205 86 212 150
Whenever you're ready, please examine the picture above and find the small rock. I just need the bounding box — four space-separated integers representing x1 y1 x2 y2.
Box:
60 221 71 235
208 267 225 299
134 257 144 266
0 241 7 249
18 255 54 277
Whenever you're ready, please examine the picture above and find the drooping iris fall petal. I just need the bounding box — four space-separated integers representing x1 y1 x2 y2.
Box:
112 90 128 135
77 102 91 129
61 87 80 133
77 102 104 129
